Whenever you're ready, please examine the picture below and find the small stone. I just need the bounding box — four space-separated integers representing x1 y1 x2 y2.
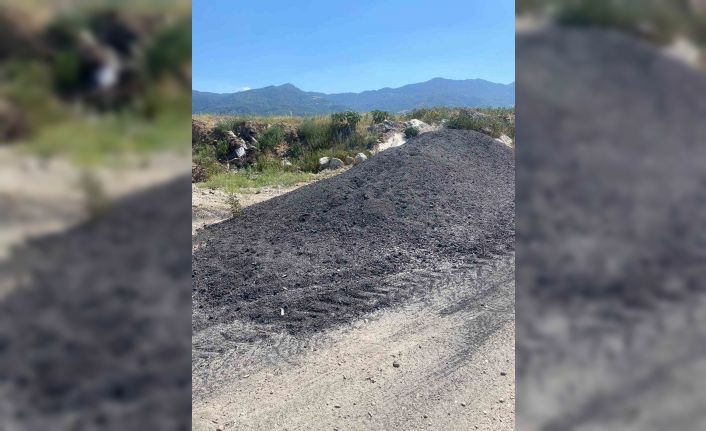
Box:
392 361 400 368
327 158 344 170
500 371 507 376
461 402 467 407
495 134 514 148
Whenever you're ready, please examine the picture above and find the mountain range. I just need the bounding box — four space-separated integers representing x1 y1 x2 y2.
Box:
192 78 515 115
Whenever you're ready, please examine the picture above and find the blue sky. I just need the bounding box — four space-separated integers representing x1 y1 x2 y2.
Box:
193 0 514 94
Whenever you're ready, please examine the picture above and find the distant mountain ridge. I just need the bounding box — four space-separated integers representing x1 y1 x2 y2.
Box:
192 78 514 115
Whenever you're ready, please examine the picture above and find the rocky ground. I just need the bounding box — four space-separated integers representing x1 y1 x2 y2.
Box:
192 129 515 430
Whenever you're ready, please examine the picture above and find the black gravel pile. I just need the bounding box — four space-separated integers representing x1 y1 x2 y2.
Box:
516 28 706 429
517 27 706 314
0 176 192 430
193 129 514 335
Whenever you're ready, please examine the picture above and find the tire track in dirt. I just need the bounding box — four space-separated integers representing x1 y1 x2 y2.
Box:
192 129 515 429
193 254 515 431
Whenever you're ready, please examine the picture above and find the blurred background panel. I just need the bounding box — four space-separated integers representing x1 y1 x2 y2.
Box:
0 0 192 429
517 1 706 430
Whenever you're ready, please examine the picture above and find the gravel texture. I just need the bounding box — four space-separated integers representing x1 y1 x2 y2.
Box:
517 28 706 430
0 176 192 430
192 129 514 338
192 129 515 430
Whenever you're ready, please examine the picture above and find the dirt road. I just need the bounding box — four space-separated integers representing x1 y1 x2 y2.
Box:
194 255 514 431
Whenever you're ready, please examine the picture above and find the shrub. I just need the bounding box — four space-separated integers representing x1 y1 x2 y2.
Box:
145 19 192 79
214 117 242 136
404 127 419 138
405 107 452 124
371 110 389 124
330 111 361 139
342 132 377 151
299 119 332 150
287 140 305 158
225 193 243 218
295 147 363 172
78 169 108 218
297 151 321 173
53 50 82 93
254 153 292 172
447 110 505 138
258 126 286 153
214 139 230 161
193 144 224 179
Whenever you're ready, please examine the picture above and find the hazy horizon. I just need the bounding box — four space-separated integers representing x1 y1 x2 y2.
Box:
193 0 515 94
193 76 515 95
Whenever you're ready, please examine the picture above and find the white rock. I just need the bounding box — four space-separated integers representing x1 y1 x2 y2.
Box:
404 119 435 134
318 156 330 169
354 153 368 164
405 119 427 128
327 158 344 170
495 134 514 148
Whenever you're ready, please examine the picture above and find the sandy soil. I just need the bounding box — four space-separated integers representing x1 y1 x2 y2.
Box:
191 168 349 235
0 147 189 296
192 186 301 235
193 255 515 431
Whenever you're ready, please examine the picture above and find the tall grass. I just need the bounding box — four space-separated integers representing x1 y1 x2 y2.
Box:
299 119 332 150
194 107 514 190
258 126 286 153
214 117 241 135
403 106 515 126
446 111 505 138
204 169 313 193
193 144 224 178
